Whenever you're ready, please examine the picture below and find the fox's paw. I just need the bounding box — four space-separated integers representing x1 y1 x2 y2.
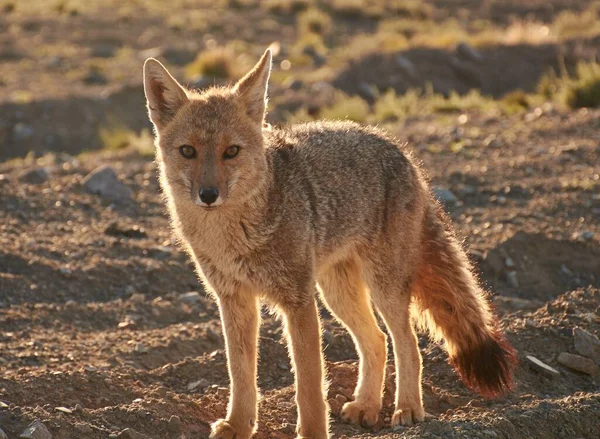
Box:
391 405 425 427
341 400 381 429
210 418 252 439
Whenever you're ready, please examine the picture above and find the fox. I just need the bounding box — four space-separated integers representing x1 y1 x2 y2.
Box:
142 49 517 439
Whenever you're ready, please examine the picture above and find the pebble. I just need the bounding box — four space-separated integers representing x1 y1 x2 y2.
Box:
395 55 417 79
456 42 483 63
581 231 594 241
504 257 516 269
83 69 108 85
187 378 209 391
82 165 133 204
55 406 72 414
573 327 600 362
358 82 378 102
13 122 34 141
433 187 459 205
506 271 519 288
105 222 147 239
19 419 52 439
18 167 50 184
178 291 201 304
0 427 7 439
0 401 8 408
525 355 560 378
557 352 599 376
560 264 574 276
135 343 148 354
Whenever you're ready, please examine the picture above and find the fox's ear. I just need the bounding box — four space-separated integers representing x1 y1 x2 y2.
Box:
234 49 272 124
143 58 188 129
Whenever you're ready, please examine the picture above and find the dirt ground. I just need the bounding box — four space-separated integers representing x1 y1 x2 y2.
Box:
1 1 599 438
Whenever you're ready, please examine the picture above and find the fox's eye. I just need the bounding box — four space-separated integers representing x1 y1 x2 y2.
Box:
223 145 240 160
179 145 196 159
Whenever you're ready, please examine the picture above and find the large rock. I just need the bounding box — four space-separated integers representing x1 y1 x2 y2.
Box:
557 352 599 376
18 167 49 184
82 165 133 203
19 419 52 439
574 327 600 362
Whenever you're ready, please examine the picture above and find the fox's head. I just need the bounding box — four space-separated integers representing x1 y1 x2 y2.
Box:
143 49 272 210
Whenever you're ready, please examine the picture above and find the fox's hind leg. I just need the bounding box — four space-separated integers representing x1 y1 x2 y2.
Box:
363 258 425 427
318 258 387 428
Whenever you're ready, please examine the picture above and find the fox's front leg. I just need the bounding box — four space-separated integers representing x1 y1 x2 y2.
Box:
283 297 329 439
210 291 260 439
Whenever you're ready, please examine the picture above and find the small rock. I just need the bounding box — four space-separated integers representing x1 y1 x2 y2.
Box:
118 429 149 439
82 165 132 203
560 264 574 276
504 257 516 269
433 187 458 205
505 271 519 288
104 221 147 239
525 355 560 378
178 291 201 304
0 401 8 408
395 55 417 79
456 42 483 63
18 167 49 184
357 82 378 102
55 406 73 414
134 343 148 354
167 415 182 434
187 378 209 391
13 122 34 141
581 231 594 241
19 419 52 439
557 352 599 376
574 328 600 362
83 69 108 85
0 427 7 439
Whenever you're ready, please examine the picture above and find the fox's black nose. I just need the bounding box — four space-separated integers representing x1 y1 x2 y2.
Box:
199 187 219 205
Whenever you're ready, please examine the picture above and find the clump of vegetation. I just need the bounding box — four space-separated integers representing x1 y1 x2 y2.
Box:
185 48 239 79
298 7 331 36
552 6 600 39
320 91 370 122
99 124 154 157
538 60 600 109
565 62 600 108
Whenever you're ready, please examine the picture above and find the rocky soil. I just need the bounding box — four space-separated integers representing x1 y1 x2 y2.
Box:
1 1 599 438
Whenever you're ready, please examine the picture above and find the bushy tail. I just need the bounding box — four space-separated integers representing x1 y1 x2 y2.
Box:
411 200 517 398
